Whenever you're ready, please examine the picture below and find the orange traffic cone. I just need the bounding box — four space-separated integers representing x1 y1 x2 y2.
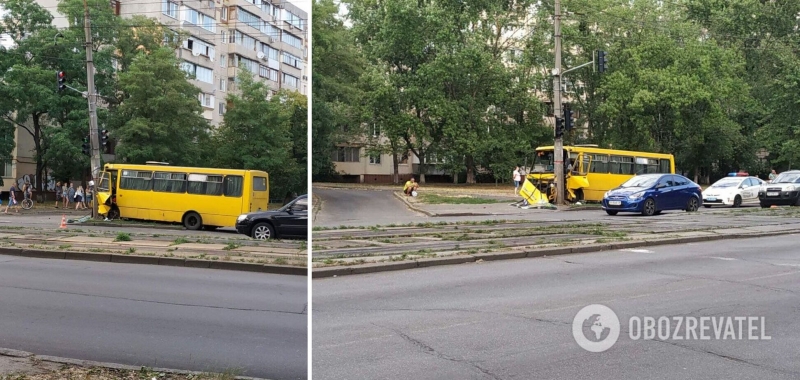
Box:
59 215 67 229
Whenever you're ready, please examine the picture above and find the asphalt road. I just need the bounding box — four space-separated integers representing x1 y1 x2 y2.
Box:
314 188 421 227
313 235 800 380
313 187 762 228
0 255 307 380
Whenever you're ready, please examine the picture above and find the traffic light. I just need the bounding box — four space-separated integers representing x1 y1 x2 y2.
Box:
57 71 66 92
596 50 608 73
82 135 90 156
100 129 109 152
564 104 574 131
555 117 564 138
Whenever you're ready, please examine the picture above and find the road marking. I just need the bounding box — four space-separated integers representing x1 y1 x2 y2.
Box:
709 257 737 261
620 249 653 253
775 263 800 267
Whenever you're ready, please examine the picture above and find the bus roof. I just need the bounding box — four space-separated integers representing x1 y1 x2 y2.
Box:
535 145 674 159
103 163 268 176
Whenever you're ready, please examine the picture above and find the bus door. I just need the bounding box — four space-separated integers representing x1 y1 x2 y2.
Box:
250 175 269 211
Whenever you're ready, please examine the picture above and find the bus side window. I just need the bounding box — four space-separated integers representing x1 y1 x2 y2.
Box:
253 177 267 191
591 154 608 173
659 159 671 173
224 175 243 197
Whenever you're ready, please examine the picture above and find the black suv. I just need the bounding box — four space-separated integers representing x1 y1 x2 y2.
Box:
235 194 308 240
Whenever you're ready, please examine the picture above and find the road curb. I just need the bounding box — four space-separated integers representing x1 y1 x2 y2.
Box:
0 346 268 380
312 229 799 278
393 191 436 216
0 246 307 276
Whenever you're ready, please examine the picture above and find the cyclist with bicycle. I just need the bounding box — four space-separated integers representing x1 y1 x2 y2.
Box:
21 181 33 210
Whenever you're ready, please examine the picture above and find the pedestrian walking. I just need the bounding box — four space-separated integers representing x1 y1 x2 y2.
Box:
513 166 522 195
3 184 19 213
55 181 62 208
75 185 85 210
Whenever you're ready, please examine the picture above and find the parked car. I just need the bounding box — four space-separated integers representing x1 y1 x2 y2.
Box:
758 170 800 207
602 174 703 216
703 175 764 208
235 194 308 240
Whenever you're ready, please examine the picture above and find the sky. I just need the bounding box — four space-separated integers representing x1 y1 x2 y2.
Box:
292 0 311 16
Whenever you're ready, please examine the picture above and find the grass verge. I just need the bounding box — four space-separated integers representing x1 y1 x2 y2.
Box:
417 193 508 204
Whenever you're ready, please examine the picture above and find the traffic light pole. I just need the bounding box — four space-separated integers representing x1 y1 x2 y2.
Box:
83 0 101 218
553 0 564 205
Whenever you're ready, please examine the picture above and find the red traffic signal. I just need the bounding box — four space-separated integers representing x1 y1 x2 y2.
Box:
57 71 66 92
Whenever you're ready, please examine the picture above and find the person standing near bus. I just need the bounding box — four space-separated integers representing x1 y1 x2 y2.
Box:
55 181 62 208
513 166 521 195
62 182 69 208
67 183 75 208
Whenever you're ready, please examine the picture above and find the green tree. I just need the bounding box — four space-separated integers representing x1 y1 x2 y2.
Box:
312 0 365 178
111 46 209 165
212 73 303 200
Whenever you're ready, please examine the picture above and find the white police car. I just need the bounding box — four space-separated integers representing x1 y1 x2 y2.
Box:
703 175 763 208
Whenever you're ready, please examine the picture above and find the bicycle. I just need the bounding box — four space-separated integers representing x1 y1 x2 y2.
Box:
21 198 33 210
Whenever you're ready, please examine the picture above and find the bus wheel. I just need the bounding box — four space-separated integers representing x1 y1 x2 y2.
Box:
252 222 275 240
183 212 203 230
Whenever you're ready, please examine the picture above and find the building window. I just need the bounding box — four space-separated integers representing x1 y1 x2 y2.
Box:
282 52 302 68
371 124 380 137
234 30 256 51
260 23 280 41
369 154 381 164
220 54 226 67
220 30 227 44
219 78 227 91
400 152 409 164
281 32 302 49
219 102 226 115
162 0 178 18
260 2 271 16
220 6 228 20
0 161 11 177
198 93 215 108
183 37 214 57
237 55 258 73
260 43 279 60
283 73 299 88
184 8 216 32
237 7 260 29
332 147 360 162
181 62 213 83
283 9 304 30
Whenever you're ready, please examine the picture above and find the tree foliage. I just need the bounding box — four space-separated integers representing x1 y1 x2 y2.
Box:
317 0 800 184
212 73 306 199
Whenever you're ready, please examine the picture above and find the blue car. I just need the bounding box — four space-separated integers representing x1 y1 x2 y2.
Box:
602 174 703 216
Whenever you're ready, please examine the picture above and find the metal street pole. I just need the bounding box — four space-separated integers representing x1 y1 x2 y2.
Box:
83 0 101 218
553 0 564 205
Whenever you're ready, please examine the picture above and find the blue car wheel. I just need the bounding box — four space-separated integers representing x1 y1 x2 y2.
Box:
642 198 656 216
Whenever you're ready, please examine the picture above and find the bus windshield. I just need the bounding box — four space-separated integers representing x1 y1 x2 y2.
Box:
532 150 555 173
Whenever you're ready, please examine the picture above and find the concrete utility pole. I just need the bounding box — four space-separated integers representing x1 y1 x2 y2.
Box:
83 0 101 218
553 0 564 205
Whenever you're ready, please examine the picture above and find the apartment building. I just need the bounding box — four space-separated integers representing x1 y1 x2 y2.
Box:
1 0 307 191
